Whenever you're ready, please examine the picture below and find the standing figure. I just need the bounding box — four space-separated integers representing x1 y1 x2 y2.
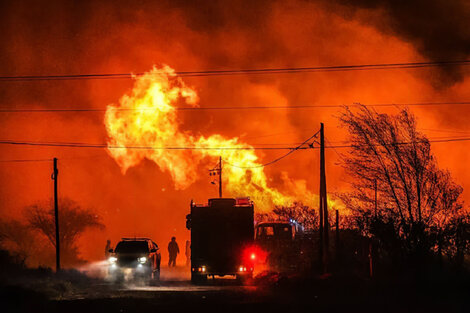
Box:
185 240 191 266
105 239 112 258
168 236 180 267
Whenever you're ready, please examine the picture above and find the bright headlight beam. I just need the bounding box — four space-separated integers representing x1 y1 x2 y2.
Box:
138 257 147 263
108 256 117 263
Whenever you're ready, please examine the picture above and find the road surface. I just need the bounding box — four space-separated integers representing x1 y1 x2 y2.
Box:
5 266 468 313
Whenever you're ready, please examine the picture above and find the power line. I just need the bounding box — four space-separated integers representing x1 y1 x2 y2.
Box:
0 135 463 152
2 136 470 152
222 136 470 169
325 134 470 146
241 134 470 146
240 129 314 140
0 154 109 164
0 158 52 163
0 140 306 150
0 136 469 169
323 137 470 149
224 130 320 169
419 128 470 135
324 137 346 163
1 101 470 113
0 60 469 82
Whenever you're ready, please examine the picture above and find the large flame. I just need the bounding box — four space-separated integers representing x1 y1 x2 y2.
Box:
104 65 315 211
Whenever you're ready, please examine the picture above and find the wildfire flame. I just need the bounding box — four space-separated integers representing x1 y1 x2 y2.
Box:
104 65 316 211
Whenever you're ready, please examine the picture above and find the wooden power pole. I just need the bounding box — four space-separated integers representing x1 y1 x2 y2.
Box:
319 123 329 273
219 156 222 198
336 209 340 258
52 158 60 272
374 179 378 219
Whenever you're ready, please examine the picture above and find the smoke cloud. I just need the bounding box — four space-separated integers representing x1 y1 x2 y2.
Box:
330 0 470 83
0 0 468 265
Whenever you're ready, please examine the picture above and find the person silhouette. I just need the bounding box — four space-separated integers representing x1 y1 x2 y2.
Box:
168 236 180 267
105 239 111 258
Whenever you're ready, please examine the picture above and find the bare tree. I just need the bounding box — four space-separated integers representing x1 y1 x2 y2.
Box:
25 198 104 265
0 219 35 264
256 202 319 230
0 218 53 267
338 105 466 259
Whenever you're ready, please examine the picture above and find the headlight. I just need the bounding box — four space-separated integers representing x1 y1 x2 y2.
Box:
138 257 147 264
108 256 117 264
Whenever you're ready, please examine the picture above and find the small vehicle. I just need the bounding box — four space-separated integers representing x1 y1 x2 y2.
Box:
186 198 255 283
108 237 161 282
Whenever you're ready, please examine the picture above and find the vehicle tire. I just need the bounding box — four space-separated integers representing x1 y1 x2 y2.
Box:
109 269 124 283
236 273 253 285
191 272 207 284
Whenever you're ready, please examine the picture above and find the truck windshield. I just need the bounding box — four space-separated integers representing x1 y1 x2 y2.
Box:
257 226 274 238
115 241 148 254
276 225 292 239
257 224 292 240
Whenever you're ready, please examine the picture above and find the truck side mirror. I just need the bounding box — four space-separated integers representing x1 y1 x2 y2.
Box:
150 248 157 253
186 214 191 230
108 249 113 253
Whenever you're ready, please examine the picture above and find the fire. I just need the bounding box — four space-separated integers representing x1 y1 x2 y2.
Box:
104 65 315 211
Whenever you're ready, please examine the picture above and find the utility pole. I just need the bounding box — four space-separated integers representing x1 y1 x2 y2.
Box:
52 158 60 272
374 179 378 219
319 123 329 273
335 209 340 258
319 185 324 269
209 157 223 198
219 156 222 198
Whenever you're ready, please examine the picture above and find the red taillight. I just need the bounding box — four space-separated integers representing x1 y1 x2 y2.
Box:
243 245 267 265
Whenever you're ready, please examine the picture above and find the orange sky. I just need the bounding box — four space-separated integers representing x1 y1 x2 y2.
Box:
0 0 469 264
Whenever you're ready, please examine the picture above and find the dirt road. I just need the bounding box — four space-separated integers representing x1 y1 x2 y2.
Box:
4 266 468 313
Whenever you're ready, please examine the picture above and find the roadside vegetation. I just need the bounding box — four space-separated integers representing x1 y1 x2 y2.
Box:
0 198 103 268
257 106 470 280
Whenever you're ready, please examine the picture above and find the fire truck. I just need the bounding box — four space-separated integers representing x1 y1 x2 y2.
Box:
186 197 255 283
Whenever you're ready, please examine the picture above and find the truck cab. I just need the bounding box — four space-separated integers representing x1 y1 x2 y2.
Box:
186 198 254 283
255 221 307 271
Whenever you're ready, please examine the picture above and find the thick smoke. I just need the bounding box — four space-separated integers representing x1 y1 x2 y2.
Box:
0 0 469 265
170 0 470 84
330 0 470 82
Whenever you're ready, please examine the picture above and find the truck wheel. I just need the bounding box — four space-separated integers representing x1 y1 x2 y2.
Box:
191 273 207 284
236 273 253 285
110 271 124 284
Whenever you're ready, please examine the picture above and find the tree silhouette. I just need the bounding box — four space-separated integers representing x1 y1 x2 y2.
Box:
273 202 319 230
25 198 104 265
256 202 319 231
0 219 38 265
338 105 468 260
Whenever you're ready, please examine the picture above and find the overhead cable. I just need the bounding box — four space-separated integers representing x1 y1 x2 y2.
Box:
0 60 469 82
223 129 320 169
1 101 470 113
